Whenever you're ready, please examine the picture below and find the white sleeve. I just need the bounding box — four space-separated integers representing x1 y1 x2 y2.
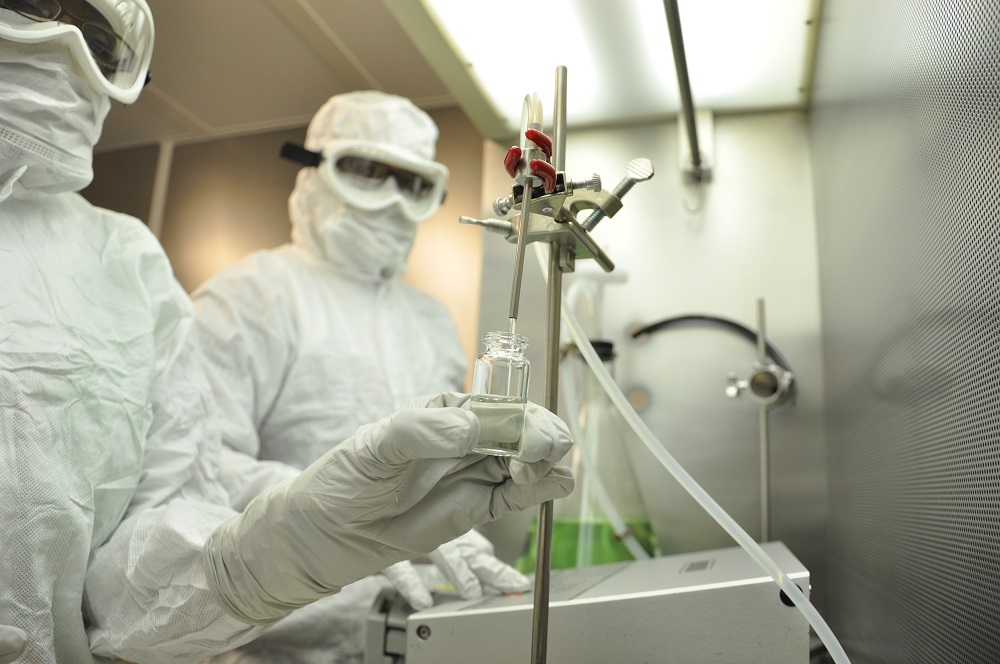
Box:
84 331 266 662
192 260 296 461
192 260 304 510
85 501 264 663
218 445 300 512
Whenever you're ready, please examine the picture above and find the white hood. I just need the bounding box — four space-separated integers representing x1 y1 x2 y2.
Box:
287 90 439 281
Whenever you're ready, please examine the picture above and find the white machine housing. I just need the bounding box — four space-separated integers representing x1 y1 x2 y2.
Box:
365 541 810 663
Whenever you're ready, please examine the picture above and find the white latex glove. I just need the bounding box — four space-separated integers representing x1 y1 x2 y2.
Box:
0 625 26 664
204 392 573 625
382 529 530 610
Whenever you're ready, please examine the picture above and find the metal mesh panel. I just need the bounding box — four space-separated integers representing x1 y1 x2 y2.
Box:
810 0 1000 661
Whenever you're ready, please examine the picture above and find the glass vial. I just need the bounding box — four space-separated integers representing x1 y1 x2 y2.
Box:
471 331 530 457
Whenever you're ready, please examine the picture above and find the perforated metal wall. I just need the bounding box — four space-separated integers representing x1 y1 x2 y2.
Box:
809 0 1000 661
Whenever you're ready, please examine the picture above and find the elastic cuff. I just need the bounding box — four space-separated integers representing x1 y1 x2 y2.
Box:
201 522 285 626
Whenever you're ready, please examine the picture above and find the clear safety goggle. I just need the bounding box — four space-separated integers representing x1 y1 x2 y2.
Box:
0 0 153 104
283 139 449 222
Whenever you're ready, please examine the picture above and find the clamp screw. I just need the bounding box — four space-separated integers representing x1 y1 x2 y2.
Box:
570 173 602 192
493 195 514 217
582 158 654 231
460 215 514 238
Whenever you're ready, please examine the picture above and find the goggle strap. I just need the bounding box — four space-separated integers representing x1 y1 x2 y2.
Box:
279 141 322 168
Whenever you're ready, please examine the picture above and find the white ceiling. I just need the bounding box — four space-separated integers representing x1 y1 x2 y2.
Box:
401 0 820 139
98 0 821 153
97 0 456 152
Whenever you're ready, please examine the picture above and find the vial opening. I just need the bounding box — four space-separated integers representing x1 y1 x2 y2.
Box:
483 330 529 352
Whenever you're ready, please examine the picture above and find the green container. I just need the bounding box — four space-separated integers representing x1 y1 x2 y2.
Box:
516 518 659 573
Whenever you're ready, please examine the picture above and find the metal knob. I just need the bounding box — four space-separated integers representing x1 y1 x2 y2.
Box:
582 158 655 231
570 173 602 193
493 195 514 217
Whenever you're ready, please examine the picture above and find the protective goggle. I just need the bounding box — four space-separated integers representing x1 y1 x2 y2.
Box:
0 0 153 104
281 139 448 222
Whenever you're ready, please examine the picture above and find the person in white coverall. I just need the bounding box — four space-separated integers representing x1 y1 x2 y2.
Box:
193 90 534 662
0 2 574 663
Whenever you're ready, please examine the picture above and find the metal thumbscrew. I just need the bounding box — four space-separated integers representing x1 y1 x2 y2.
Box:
570 173 602 192
459 215 513 237
493 195 514 217
582 158 654 231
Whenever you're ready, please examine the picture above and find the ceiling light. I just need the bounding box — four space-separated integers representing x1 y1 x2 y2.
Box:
385 0 818 139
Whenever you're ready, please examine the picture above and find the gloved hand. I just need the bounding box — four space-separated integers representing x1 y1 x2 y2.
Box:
204 392 573 625
0 625 27 664
382 529 530 610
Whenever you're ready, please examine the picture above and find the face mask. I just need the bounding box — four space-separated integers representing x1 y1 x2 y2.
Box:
289 169 418 280
0 39 110 196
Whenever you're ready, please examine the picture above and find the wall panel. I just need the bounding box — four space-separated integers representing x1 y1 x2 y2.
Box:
810 1 1000 660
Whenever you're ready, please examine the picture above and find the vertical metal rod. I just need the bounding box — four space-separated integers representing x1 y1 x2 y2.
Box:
530 501 554 663
755 298 767 362
663 0 702 170
544 247 563 416
552 66 568 172
530 67 569 664
759 404 770 542
531 242 563 664
755 298 769 541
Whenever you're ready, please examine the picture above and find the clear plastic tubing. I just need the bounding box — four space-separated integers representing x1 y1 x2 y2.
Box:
560 355 650 561
534 244 851 664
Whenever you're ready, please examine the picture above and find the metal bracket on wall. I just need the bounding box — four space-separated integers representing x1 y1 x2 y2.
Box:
664 0 711 185
679 108 714 183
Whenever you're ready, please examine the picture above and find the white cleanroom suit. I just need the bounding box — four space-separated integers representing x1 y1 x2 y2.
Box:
0 8 574 663
194 91 536 662
0 29 264 662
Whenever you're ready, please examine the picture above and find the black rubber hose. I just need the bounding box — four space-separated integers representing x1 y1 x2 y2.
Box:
630 314 794 372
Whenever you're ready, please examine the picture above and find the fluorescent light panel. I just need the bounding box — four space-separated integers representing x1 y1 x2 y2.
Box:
421 0 813 134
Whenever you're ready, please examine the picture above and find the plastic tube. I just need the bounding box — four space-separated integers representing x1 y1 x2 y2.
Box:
562 357 594 565
561 279 651 562
560 354 651 563
533 244 851 664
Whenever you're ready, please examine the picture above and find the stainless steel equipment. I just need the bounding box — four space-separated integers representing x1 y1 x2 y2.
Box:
364 541 810 664
460 66 655 662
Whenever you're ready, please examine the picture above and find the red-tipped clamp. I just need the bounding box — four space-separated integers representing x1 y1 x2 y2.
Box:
504 145 522 179
530 159 557 191
524 128 552 159
503 130 557 191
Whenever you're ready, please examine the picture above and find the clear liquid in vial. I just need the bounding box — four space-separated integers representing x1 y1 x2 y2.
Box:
471 394 527 457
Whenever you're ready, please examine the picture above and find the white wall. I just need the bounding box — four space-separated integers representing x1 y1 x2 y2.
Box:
477 110 830 609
